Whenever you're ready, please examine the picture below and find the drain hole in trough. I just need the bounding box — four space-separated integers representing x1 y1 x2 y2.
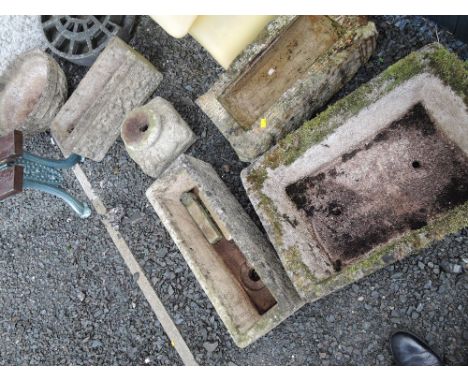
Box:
139 124 148 133
333 259 342 272
248 269 261 282
412 160 421 169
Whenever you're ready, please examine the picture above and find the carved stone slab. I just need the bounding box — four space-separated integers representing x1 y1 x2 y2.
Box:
51 37 163 161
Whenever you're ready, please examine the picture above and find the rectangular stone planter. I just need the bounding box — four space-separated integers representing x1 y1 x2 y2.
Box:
197 16 377 162
146 154 304 347
51 37 163 162
242 44 468 300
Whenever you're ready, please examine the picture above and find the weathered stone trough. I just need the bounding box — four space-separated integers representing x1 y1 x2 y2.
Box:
242 44 468 300
197 16 377 162
146 154 304 347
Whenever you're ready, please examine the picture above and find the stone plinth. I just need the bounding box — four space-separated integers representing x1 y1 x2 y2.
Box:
121 97 196 178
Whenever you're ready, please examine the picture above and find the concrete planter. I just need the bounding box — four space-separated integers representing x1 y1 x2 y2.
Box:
197 16 377 162
0 50 67 135
146 154 304 347
242 44 468 300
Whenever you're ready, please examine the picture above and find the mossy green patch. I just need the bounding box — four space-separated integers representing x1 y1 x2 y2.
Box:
427 46 468 103
258 194 284 247
283 246 318 291
245 167 267 193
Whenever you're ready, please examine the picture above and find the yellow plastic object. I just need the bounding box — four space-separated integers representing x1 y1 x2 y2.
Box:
189 16 274 69
150 15 197 38
150 15 274 69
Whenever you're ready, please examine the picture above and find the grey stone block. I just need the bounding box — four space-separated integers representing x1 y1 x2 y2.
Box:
242 44 468 300
51 37 163 161
197 16 377 162
146 154 304 347
121 97 196 178
0 16 48 75
0 50 67 135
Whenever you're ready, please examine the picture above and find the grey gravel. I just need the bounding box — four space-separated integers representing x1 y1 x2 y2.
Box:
203 341 218 353
0 16 48 75
441 261 464 274
0 15 467 365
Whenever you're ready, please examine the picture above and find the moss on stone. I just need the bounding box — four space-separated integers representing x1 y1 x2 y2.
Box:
427 46 468 104
283 246 318 291
245 167 267 193
258 194 284 247
380 51 424 90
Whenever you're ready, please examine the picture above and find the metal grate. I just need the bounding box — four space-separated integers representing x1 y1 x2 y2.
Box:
41 15 136 66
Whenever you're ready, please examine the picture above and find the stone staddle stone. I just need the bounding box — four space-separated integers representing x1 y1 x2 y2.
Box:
121 97 196 178
0 50 67 135
51 37 163 162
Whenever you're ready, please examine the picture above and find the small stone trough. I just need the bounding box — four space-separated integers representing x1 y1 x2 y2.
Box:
197 16 377 162
146 154 304 347
242 44 468 300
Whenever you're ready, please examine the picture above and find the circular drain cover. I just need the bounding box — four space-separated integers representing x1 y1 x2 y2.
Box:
41 15 136 66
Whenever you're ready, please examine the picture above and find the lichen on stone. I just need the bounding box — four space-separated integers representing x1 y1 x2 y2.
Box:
258 194 284 247
426 46 468 103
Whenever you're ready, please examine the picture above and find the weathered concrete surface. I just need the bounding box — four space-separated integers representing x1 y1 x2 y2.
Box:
121 97 196 178
146 154 304 347
0 50 67 135
242 44 468 300
51 37 163 162
197 16 377 162
0 16 48 75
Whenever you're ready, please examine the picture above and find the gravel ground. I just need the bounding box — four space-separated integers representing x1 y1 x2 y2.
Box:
0 15 467 365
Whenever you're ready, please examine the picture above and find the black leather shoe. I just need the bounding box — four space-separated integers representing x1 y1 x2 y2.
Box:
390 331 443 366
